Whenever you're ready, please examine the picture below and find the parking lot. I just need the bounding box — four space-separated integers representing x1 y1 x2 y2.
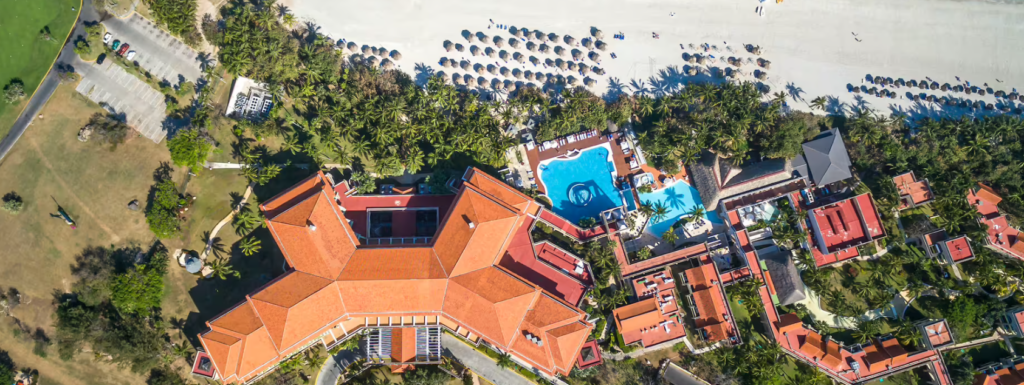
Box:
102 13 205 84
75 61 168 142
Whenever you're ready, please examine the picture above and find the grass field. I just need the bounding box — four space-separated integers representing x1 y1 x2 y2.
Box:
0 0 80 139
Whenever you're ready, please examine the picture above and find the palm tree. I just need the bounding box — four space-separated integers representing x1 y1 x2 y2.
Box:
689 205 706 223
732 277 764 316
793 250 817 271
282 13 296 28
852 319 882 344
172 342 193 361
650 201 670 223
207 258 240 280
810 96 827 112
233 205 264 235
496 352 514 369
639 201 655 217
240 236 262 256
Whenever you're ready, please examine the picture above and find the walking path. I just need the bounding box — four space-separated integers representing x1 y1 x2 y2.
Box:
440 333 534 385
315 348 362 385
200 182 254 260
795 288 898 329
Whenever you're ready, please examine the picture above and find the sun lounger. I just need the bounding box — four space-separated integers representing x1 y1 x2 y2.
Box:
567 135 577 143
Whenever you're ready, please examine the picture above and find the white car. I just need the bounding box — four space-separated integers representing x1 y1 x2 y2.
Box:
126 50 136 61
103 32 112 44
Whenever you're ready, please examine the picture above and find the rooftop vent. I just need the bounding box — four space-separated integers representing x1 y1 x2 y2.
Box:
308 223 317 231
468 221 476 229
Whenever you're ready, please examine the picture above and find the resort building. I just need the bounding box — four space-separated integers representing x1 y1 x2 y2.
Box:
611 292 686 348
681 262 739 345
939 235 976 264
917 319 954 350
1002 308 1024 338
575 340 603 370
893 171 935 210
969 184 1024 261
225 76 273 119
807 193 886 267
974 357 1024 385
759 249 807 306
195 168 595 383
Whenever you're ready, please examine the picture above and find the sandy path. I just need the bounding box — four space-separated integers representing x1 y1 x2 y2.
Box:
291 0 1024 119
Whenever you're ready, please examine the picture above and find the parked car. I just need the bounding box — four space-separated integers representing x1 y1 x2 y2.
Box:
117 44 130 56
111 40 121 50
103 32 112 44
126 50 136 61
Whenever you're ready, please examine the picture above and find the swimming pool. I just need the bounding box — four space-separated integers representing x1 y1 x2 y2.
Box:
639 180 723 238
538 145 625 225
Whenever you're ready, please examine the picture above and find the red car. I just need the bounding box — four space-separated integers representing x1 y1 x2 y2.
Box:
117 43 130 56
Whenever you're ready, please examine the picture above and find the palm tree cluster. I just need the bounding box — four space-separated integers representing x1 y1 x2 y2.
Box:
146 0 203 46
633 82 789 174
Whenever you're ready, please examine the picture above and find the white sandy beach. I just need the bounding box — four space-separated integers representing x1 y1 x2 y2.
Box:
287 0 1024 119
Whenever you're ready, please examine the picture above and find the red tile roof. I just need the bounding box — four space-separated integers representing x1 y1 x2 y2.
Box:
924 320 953 348
944 236 975 263
199 169 591 382
893 172 934 209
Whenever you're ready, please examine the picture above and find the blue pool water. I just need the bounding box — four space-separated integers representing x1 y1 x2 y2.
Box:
538 146 625 224
639 181 723 237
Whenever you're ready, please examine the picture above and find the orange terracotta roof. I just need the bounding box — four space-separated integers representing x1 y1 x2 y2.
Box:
684 263 718 291
692 287 726 327
336 279 447 314
339 247 446 280
893 172 934 207
433 187 519 276
799 332 824 357
235 326 279 379
390 328 418 363
444 267 539 347
260 173 324 217
924 230 948 246
249 271 346 351
776 313 803 334
614 298 663 332
976 183 1004 205
267 189 358 279
822 340 843 369
881 338 908 366
463 168 534 214
863 341 890 372
201 331 241 379
701 322 731 342
525 294 580 329
545 322 590 371
210 302 264 336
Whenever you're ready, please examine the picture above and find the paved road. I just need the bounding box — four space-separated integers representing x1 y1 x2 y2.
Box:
102 13 204 83
316 348 362 385
441 334 534 385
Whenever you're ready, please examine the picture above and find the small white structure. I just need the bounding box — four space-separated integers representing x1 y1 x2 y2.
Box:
225 76 273 119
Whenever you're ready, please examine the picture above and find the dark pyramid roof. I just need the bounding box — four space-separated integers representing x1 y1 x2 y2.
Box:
760 249 806 306
801 129 852 186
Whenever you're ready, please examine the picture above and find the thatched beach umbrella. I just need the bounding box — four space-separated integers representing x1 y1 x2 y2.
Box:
572 50 583 61
730 57 742 67
453 74 464 85
755 70 767 80
930 82 938 90
499 50 510 61
490 78 501 89
347 42 358 52
579 63 590 75
758 59 771 69
1009 93 1019 101
564 35 576 45
506 83 517 93
979 89 987 96
480 34 491 44
526 41 537 52
995 90 1006 98
493 36 505 48
486 47 496 58
455 43 465 52
529 56 540 65
510 39 521 49
873 76 882 84
500 67 511 78
487 64 498 75
686 67 698 76
558 60 568 70
470 46 481 56
513 27 524 38
373 47 384 56
908 79 917 87
759 84 770 94
583 38 594 50
534 73 546 83
366 56 379 67
747 45 762 55
513 68 523 79
592 28 604 40
941 83 950 91
443 41 453 52
596 40 608 51
539 44 551 54
897 79 906 87
545 58 555 67
965 86 974 95
594 67 606 76
554 75 565 84
464 75 476 87
436 71 447 82
584 77 596 87
985 103 995 110
521 27 531 37
514 52 525 63
697 56 707 65
460 60 470 71
474 64 485 74
555 46 567 57
462 30 474 42
567 76 578 85
381 59 394 70
362 45 373 55
524 70 534 81
440 57 451 68
535 31 546 42
389 50 402 60
567 61 577 71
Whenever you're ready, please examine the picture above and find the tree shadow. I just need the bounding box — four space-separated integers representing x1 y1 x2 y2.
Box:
786 82 805 102
603 77 627 102
825 96 848 116
413 63 435 87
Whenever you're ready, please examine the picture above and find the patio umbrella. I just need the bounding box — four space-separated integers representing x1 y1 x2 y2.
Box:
510 39 521 49
527 41 537 52
596 40 608 51
389 50 401 60
499 50 510 61
540 44 551 54
584 77 596 87
572 50 583 61
460 60 470 71
494 36 505 48
513 68 523 79
464 75 476 87
567 61 577 71
486 47 496 58
347 42 358 52
524 70 534 81
514 52 525 63
474 64 485 74
436 71 447 82
381 59 394 69
529 56 540 65
564 35 575 45
535 31 546 41
488 64 498 75
366 56 379 67
567 76 578 85
443 40 453 52
453 74 464 85
363 45 373 55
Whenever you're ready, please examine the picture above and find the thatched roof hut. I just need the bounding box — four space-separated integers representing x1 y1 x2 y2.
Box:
443 41 453 52
440 57 451 68
366 56 379 67
474 64 485 74
548 33 559 42
564 35 575 45
509 39 521 49
460 60 470 71
487 64 498 75
452 74 464 85
514 53 525 63
567 61 577 71
539 44 551 54
486 47 496 58
493 36 505 48
594 67 605 76
595 40 608 51
535 31 546 41
583 38 594 50
470 46 481 56
584 77 596 87
592 28 604 40
347 42 358 52
500 67 511 77
499 50 510 61
390 50 401 60
381 58 394 70
555 46 567 57
529 56 539 65
455 44 465 52
513 68 523 79
526 41 537 52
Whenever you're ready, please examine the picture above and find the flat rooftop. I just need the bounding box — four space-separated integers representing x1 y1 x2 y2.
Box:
809 194 884 255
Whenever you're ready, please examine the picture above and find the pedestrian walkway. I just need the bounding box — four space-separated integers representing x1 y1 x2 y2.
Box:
316 348 362 385
441 333 534 385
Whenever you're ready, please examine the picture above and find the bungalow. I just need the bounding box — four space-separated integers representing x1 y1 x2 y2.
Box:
969 184 1024 261
807 193 886 267
892 171 935 210
917 319 954 350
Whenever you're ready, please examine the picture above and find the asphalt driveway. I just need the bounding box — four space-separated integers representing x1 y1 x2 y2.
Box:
102 13 204 84
441 333 534 385
74 60 168 142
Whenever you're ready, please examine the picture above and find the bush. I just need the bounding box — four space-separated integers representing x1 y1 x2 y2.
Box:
145 180 183 237
637 184 653 194
579 217 597 228
3 81 26 103
2 192 23 214
166 127 212 172
350 171 377 194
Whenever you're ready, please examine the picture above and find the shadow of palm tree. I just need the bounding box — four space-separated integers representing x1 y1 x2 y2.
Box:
629 79 649 96
202 230 227 257
413 63 435 87
785 82 805 102
603 77 627 102
825 96 848 116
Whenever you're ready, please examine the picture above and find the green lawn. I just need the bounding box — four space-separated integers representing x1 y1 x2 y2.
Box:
0 0 80 139
958 341 1012 366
